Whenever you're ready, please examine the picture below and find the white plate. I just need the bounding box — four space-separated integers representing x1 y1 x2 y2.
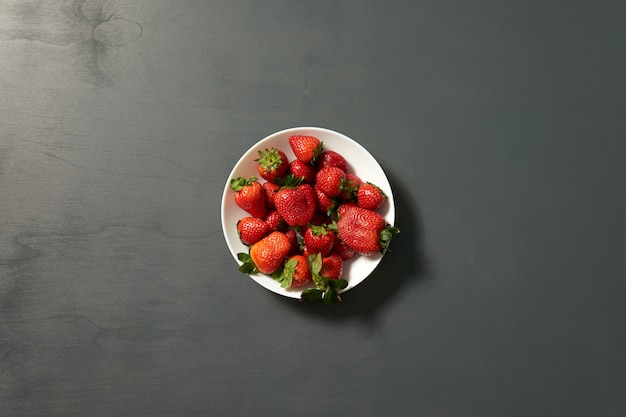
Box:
221 127 396 298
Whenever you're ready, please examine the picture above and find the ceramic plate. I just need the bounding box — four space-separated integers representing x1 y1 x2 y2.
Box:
221 127 395 298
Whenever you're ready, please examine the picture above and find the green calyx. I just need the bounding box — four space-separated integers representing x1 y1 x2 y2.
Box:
230 176 257 192
310 141 324 165
256 148 284 172
379 225 400 255
299 253 348 304
309 224 329 236
275 174 303 189
237 252 259 274
272 257 296 288
339 177 358 200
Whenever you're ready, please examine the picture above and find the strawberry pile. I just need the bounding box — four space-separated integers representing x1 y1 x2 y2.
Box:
231 135 399 303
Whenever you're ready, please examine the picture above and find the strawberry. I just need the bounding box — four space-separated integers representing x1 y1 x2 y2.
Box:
241 231 291 275
237 216 270 245
231 176 266 218
300 253 347 303
274 176 316 226
274 254 312 288
303 224 336 257
309 212 332 227
264 209 286 232
338 202 357 218
320 253 343 279
284 229 300 256
357 182 386 210
262 181 280 210
288 135 323 164
314 187 336 215
336 204 399 255
317 150 347 172
339 173 362 201
333 239 356 260
256 148 289 182
315 167 346 198
289 159 317 184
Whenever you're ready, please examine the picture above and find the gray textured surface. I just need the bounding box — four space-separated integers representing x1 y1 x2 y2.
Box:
1 1 625 416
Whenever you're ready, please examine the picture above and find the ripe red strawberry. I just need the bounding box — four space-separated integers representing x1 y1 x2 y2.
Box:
256 148 288 181
264 209 286 232
284 229 299 256
303 224 336 257
248 231 291 274
288 135 322 164
262 181 280 210
337 202 357 218
237 217 270 245
315 167 345 198
320 253 343 279
314 187 336 215
339 173 362 201
309 212 332 226
317 150 348 172
275 254 312 288
231 176 266 218
357 182 386 210
274 178 316 226
336 204 399 255
333 239 356 260
289 159 317 183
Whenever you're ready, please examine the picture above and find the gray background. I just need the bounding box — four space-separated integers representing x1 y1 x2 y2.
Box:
1 1 625 416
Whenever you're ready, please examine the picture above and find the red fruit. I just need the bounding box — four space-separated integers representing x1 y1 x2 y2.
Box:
318 150 348 172
314 187 336 215
256 148 289 181
275 182 316 226
288 135 322 164
231 176 266 218
237 217 270 245
338 202 357 218
357 182 386 210
262 181 280 210
340 173 362 201
315 167 345 198
336 204 399 255
276 255 312 288
320 253 343 280
264 209 286 232
303 225 336 257
249 231 291 274
284 229 300 256
333 239 356 260
289 159 317 183
309 212 332 226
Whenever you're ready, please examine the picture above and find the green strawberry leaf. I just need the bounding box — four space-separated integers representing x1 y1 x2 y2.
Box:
323 286 336 303
307 253 327 290
380 225 400 255
237 253 251 262
309 224 328 236
237 252 259 274
300 288 324 302
328 279 348 290
273 257 296 288
230 176 257 192
275 174 303 189
301 253 347 303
